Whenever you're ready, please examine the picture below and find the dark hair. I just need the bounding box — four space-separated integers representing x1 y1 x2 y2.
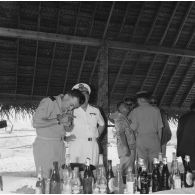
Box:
117 101 128 112
67 89 85 105
190 102 195 110
124 97 135 105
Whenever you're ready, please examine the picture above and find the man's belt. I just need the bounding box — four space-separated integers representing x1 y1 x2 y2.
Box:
37 135 63 141
76 137 97 142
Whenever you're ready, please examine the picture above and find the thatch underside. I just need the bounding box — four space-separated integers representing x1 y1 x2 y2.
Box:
0 1 195 120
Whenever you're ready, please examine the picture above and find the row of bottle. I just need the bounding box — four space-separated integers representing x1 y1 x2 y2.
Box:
134 153 194 194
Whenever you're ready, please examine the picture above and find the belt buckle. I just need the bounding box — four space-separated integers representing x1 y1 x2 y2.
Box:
88 138 92 141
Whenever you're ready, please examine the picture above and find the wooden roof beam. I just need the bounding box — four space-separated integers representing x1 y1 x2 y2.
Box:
15 4 20 95
63 3 82 93
46 4 61 96
159 2 193 105
170 29 195 106
140 2 163 91
88 2 115 84
1 28 195 58
31 2 41 97
77 3 98 83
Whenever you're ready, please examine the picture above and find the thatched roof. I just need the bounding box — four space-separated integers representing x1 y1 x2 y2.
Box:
0 1 195 118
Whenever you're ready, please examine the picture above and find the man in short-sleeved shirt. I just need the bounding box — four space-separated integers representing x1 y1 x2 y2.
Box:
128 91 163 172
69 83 105 166
32 90 85 177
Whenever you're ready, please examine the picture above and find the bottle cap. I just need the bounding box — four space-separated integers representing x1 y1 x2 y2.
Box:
153 158 159 164
163 157 167 164
86 158 90 166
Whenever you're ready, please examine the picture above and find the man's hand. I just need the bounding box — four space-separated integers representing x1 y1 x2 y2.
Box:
64 134 76 142
57 114 74 126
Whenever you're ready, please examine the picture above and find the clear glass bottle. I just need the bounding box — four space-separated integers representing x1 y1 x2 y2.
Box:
184 155 194 188
72 167 81 194
137 158 145 192
50 161 61 194
114 164 123 194
35 166 45 194
126 166 135 194
107 160 115 194
97 167 107 194
171 158 181 189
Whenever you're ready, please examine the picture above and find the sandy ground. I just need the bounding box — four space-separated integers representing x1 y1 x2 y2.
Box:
0 129 36 177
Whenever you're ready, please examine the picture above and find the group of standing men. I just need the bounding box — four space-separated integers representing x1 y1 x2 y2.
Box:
110 91 172 178
32 83 105 177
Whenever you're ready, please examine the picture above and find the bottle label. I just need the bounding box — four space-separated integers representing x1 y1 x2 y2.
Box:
126 181 134 194
108 178 115 192
35 188 42 194
186 172 193 186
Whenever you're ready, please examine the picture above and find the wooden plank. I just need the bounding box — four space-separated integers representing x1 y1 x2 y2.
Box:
31 2 41 96
46 3 61 96
77 3 98 83
63 3 82 93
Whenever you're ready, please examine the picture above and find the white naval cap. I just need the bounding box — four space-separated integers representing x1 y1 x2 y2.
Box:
72 83 91 95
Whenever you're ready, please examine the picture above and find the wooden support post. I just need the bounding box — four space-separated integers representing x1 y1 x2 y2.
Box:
97 43 108 166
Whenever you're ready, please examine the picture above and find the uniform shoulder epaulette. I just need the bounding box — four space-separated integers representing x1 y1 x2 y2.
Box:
49 96 56 101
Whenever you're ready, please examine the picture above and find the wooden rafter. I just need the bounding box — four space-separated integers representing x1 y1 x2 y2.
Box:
88 2 115 84
159 2 180 45
180 73 195 107
153 2 184 96
76 3 98 83
1 27 195 58
46 4 61 96
120 3 145 99
31 2 41 96
170 29 195 106
159 2 193 105
110 52 132 96
140 2 163 91
116 2 130 37
63 3 82 93
15 3 20 95
102 1 115 39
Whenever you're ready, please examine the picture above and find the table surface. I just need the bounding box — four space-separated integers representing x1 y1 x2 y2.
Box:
0 176 195 194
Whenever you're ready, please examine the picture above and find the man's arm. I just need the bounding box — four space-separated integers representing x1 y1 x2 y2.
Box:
97 109 105 137
32 98 58 128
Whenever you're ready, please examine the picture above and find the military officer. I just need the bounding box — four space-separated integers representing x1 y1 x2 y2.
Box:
68 83 105 166
32 89 85 178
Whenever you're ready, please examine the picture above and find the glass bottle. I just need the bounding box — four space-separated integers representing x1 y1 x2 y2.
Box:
107 160 115 194
184 155 194 188
114 164 123 194
83 158 94 194
171 158 181 189
158 153 164 178
50 161 61 194
152 158 161 192
140 165 149 194
126 166 135 194
0 175 3 191
161 157 170 190
35 166 45 194
72 167 81 194
137 158 145 192
97 166 107 194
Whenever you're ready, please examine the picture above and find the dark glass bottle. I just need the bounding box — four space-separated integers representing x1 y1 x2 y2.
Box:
140 166 149 194
83 158 94 194
152 158 161 192
107 160 115 194
184 155 194 188
137 158 144 192
50 161 61 194
161 157 170 191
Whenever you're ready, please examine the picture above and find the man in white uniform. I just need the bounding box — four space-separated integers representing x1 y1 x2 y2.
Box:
69 83 105 166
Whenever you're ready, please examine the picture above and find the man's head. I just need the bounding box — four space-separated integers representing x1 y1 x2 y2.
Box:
72 83 91 105
62 89 85 111
117 101 130 117
150 96 158 107
136 91 150 106
124 97 135 111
